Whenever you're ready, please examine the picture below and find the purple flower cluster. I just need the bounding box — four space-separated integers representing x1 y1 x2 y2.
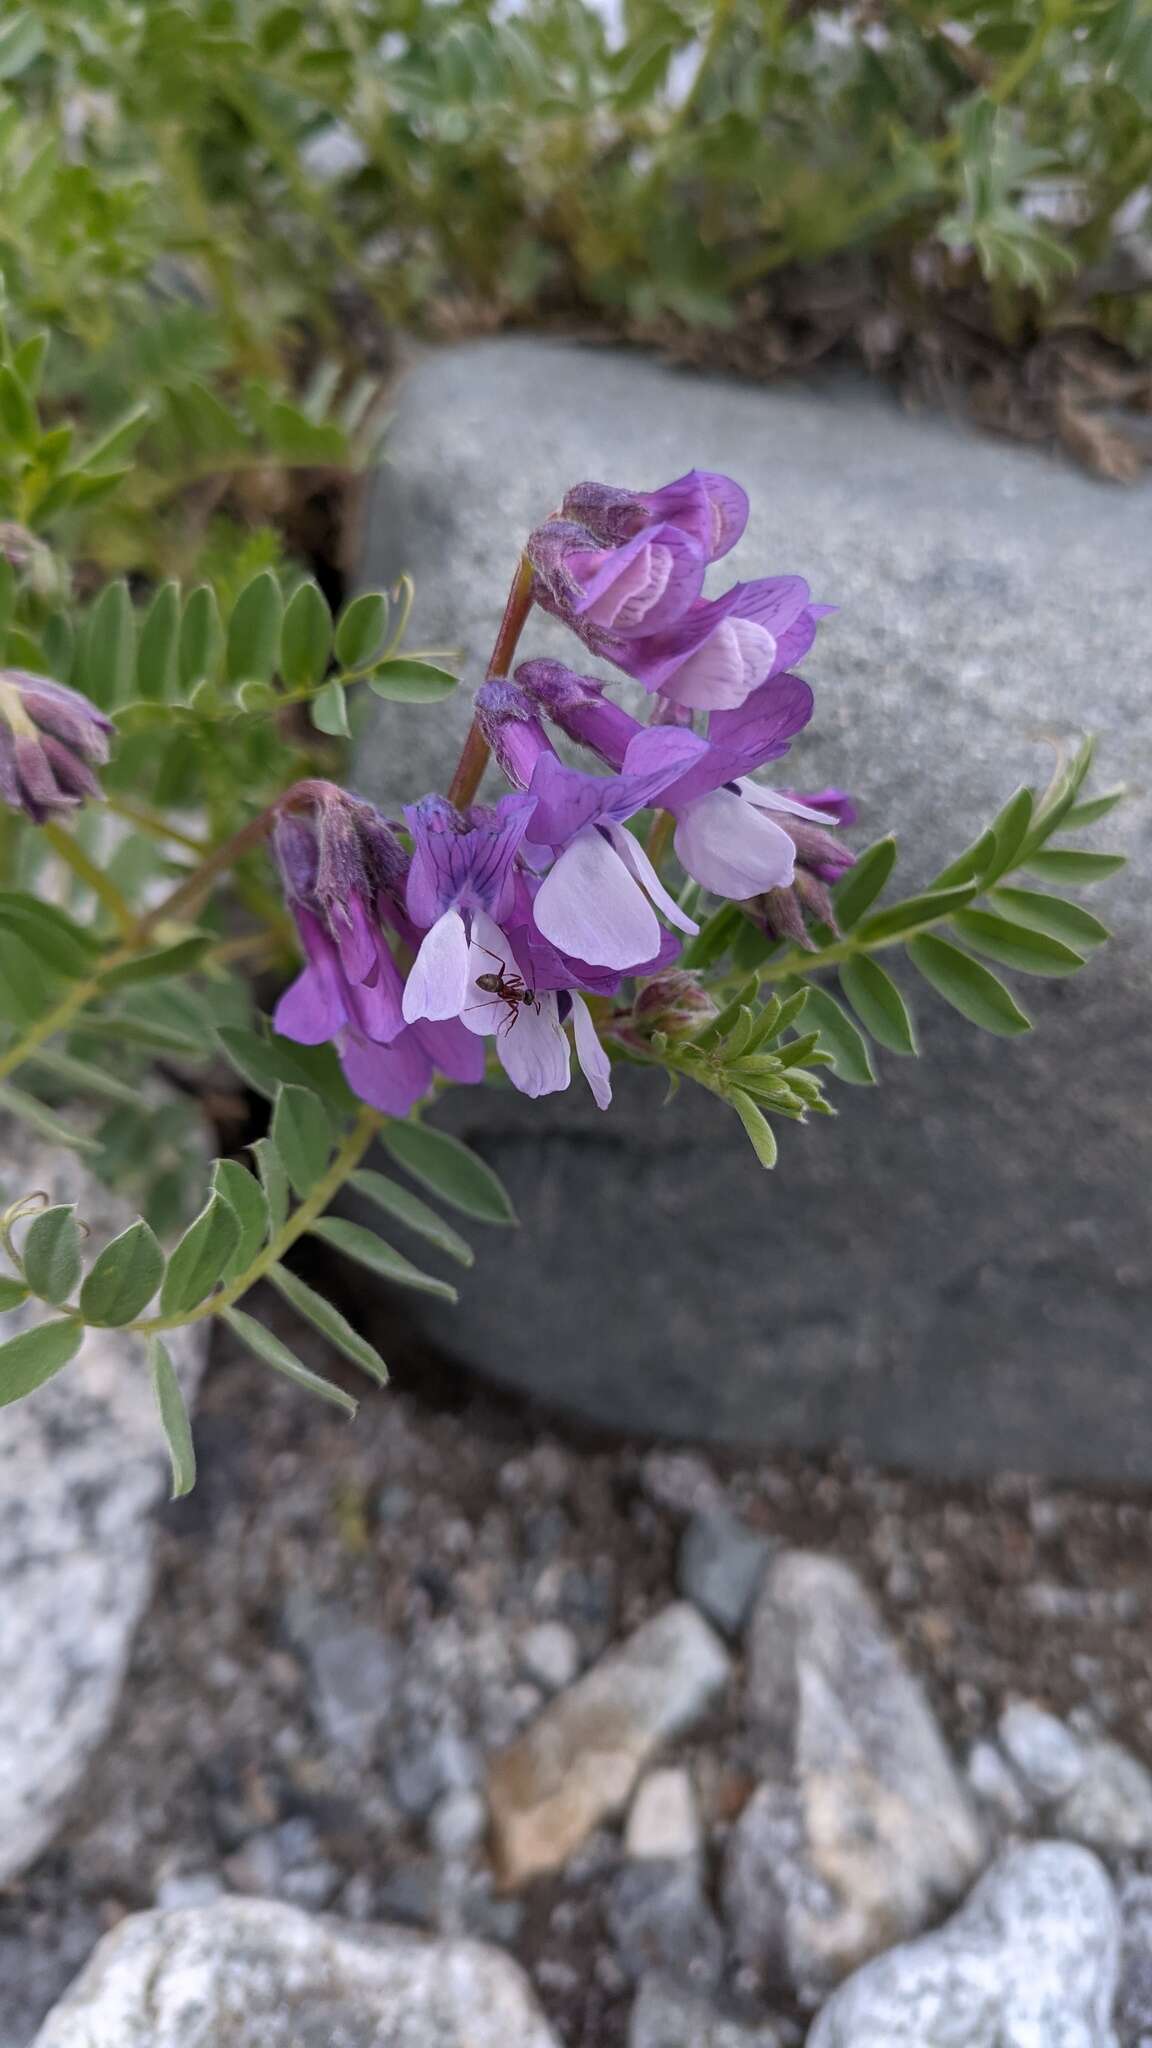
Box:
274 468 854 1116
0 670 114 822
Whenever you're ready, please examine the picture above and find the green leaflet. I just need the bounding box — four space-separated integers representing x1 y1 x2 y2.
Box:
838 956 918 1055
310 1217 458 1301
271 1085 333 1198
21 1204 82 1305
0 1318 83 1407
267 1264 389 1385
80 1218 165 1325
149 1337 196 1497
907 934 1032 1037
381 1121 517 1226
350 1169 474 1266
800 986 876 1085
159 1192 241 1316
221 1306 357 1415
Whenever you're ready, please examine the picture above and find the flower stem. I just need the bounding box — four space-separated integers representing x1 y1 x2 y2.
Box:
135 801 281 940
103 797 208 855
0 804 284 1083
446 554 536 810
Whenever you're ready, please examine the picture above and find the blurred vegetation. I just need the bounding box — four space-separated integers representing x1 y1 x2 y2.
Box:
0 0 1148 577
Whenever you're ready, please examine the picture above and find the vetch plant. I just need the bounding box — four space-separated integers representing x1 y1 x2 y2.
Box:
0 461 1125 1495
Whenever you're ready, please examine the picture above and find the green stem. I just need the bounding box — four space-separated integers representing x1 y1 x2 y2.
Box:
135 801 280 940
104 797 208 855
41 821 136 938
130 1105 385 1334
0 805 283 1083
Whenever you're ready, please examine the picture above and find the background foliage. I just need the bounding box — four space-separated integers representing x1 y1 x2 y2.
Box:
1 0 1151 506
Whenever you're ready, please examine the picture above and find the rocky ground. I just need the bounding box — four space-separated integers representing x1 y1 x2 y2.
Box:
5 1276 1152 2045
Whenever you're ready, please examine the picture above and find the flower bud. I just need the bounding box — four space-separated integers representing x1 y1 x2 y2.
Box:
513 659 640 772
475 677 556 788
274 780 409 935
0 670 114 823
627 970 718 1042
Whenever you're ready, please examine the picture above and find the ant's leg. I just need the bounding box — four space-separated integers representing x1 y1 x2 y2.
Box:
462 997 502 1018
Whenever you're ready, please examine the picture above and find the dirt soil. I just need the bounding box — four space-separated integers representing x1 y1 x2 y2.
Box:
3 1285 1152 2047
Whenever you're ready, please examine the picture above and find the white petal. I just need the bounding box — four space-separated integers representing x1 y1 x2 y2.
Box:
496 991 571 1098
534 828 660 970
660 618 775 711
402 908 469 1022
735 778 837 824
673 788 796 898
602 819 698 936
455 909 505 1036
570 993 612 1110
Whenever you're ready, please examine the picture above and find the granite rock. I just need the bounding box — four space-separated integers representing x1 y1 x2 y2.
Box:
629 1978 789 2048
606 1858 725 1991
997 1700 1087 1802
678 1506 772 1639
0 1113 207 1884
807 1842 1120 2048
357 338 1152 1480
29 1898 560 2047
727 1552 984 1995
487 1603 729 1884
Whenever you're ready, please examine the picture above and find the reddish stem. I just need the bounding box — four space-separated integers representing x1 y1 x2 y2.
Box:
446 553 535 810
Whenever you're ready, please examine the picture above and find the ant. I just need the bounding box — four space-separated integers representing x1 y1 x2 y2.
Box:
468 946 541 1037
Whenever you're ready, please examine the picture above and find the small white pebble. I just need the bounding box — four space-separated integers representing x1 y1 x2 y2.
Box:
519 1621 580 1692
625 1767 702 1861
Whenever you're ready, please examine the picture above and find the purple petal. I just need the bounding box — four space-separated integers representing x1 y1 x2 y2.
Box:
402 908 470 1023
673 789 797 898
274 910 349 1043
706 673 814 754
528 727 703 848
570 993 612 1110
781 785 858 828
642 471 749 561
601 819 698 936
344 933 407 1044
534 829 661 970
332 890 379 984
404 791 537 925
496 991 571 1099
413 1015 487 1085
567 524 705 637
339 1027 434 1115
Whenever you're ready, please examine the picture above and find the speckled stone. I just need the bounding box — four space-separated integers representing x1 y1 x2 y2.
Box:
807 1842 1120 2047
727 1552 985 1998
0 1113 207 1884
357 339 1151 1478
29 1899 560 2047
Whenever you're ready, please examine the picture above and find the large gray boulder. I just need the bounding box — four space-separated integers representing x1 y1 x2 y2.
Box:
357 338 1151 1479
0 1114 207 1883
